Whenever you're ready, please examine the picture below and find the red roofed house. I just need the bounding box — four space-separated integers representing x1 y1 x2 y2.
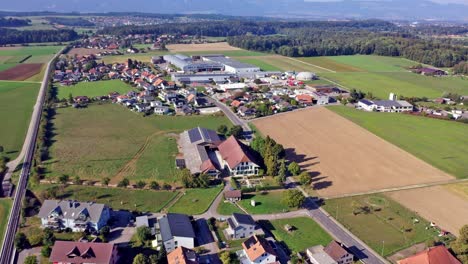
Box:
167 246 199 264
324 241 354 264
49 241 119 264
397 245 461 264
218 136 260 176
240 235 277 264
296 94 313 106
231 100 243 108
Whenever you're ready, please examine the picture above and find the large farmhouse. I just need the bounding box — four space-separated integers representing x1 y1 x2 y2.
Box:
177 127 261 177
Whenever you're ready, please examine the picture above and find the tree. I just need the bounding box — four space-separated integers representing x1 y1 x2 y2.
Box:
58 174 69 185
219 251 231 264
282 189 305 208
14 232 29 251
41 245 52 257
163 183 172 190
299 171 311 185
137 226 152 243
100 226 111 240
459 224 468 244
42 228 55 247
73 175 82 185
265 155 278 176
68 93 74 104
229 125 244 139
288 162 301 176
117 178 130 188
133 253 150 264
135 180 146 189
24 256 37 264
0 145 4 153
102 177 110 186
149 181 160 190
217 124 228 135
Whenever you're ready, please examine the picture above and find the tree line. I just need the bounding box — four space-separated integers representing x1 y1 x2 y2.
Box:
0 28 78 45
0 17 30 27
46 17 95 27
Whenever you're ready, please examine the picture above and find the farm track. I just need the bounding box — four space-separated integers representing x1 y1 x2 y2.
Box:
110 130 176 184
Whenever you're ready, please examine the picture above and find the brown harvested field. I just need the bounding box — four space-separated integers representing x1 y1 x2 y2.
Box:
0 63 43 81
253 107 453 197
167 42 240 52
67 48 111 56
386 185 468 234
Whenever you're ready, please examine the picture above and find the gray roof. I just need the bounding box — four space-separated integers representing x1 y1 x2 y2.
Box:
37 200 106 223
203 55 259 70
187 127 221 145
136 216 149 227
159 213 195 242
359 99 373 106
374 100 401 107
233 213 256 226
397 100 413 107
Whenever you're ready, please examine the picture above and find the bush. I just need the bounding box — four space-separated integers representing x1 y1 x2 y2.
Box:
41 245 52 257
117 178 130 188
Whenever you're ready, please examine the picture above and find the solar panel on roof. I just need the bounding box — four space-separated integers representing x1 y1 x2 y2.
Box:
188 128 202 143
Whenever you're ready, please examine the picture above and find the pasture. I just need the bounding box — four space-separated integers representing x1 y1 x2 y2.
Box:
0 199 12 248
325 55 418 72
56 80 135 99
236 55 327 73
0 81 40 160
168 186 223 215
297 56 363 72
45 104 231 184
253 107 453 197
329 106 468 179
322 194 438 256
261 217 332 252
238 191 292 214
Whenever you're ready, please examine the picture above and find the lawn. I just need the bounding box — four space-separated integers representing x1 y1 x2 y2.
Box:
0 81 40 160
329 106 468 179
238 191 292 215
45 104 231 184
56 80 136 99
325 55 418 72
322 194 438 256
168 186 223 215
0 198 12 248
217 201 244 215
321 72 468 99
235 57 282 71
261 217 332 253
32 184 179 212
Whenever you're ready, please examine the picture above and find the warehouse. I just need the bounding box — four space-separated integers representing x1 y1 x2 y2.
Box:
172 73 237 84
163 54 223 72
201 54 260 74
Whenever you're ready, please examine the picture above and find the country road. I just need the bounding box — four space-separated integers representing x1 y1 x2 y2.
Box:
0 48 64 264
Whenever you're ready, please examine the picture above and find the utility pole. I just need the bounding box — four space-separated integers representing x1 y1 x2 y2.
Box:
381 240 385 256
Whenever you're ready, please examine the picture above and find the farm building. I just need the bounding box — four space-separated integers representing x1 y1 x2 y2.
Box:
397 245 461 264
201 54 260 75
172 73 237 84
357 99 413 113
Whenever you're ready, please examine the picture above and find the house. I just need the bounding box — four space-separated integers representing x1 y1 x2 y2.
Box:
238 106 256 117
224 190 242 202
414 68 447 76
324 241 354 264
49 241 119 264
358 99 413 113
37 200 111 232
312 92 329 105
159 213 196 253
231 100 243 108
225 213 257 239
194 97 213 108
218 136 261 177
397 245 461 264
357 99 375 111
238 235 277 264
167 246 199 264
154 106 170 115
307 245 337 264
296 94 313 106
151 100 163 108
74 96 90 104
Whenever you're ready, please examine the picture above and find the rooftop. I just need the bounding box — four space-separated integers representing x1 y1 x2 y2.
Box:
49 241 115 264
37 200 106 223
159 213 195 242
397 245 461 264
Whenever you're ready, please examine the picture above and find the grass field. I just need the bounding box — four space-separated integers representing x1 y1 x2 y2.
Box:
0 199 12 248
0 81 40 160
326 55 418 72
56 80 135 99
235 57 282 71
0 46 62 57
238 191 292 215
322 195 438 256
321 72 468 99
236 56 327 73
217 201 244 215
32 184 179 212
261 217 332 253
329 106 468 179
45 104 231 184
297 57 363 72
184 50 268 57
168 186 223 215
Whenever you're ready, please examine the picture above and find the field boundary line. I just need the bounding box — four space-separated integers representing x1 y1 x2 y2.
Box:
322 178 468 200
286 57 336 73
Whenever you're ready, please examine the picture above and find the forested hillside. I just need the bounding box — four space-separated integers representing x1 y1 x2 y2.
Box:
0 28 78 45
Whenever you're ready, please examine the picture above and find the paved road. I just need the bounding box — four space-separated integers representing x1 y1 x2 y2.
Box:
0 49 63 264
209 97 253 141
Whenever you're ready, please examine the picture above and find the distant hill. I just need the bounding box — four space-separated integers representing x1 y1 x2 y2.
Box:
0 0 467 21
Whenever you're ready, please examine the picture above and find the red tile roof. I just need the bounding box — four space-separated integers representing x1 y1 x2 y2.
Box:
218 136 259 169
200 159 218 173
224 190 242 199
242 235 277 262
50 241 116 264
324 241 350 262
296 94 313 104
167 246 199 264
398 246 461 264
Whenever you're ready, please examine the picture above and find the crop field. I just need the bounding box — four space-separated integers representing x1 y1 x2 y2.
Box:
168 186 223 215
261 217 332 252
45 104 231 184
253 107 453 197
325 55 418 72
0 199 12 249
387 185 468 235
56 80 135 99
0 81 40 160
236 55 328 73
167 42 241 52
320 71 468 99
329 106 468 179
0 63 43 81
0 63 18 72
322 194 438 256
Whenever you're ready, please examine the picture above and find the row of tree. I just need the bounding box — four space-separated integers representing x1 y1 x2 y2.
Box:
46 17 95 27
0 28 78 45
0 17 30 27
453 61 468 75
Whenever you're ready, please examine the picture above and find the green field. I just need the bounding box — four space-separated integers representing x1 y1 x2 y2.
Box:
322 195 438 256
321 72 468 99
238 191 292 215
235 57 282 71
237 56 326 73
0 46 62 57
217 201 244 215
297 57 364 72
32 184 178 212
56 80 135 99
329 106 468 178
262 217 332 253
0 81 40 160
168 186 223 215
0 199 12 248
0 63 18 71
45 104 231 184
325 55 418 72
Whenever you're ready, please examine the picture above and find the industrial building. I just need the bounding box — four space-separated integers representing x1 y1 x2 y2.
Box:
163 54 223 72
172 73 237 84
201 54 260 74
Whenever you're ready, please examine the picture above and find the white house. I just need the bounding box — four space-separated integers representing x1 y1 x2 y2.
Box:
238 235 277 264
158 213 195 253
154 106 170 115
357 99 375 111
37 200 110 232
